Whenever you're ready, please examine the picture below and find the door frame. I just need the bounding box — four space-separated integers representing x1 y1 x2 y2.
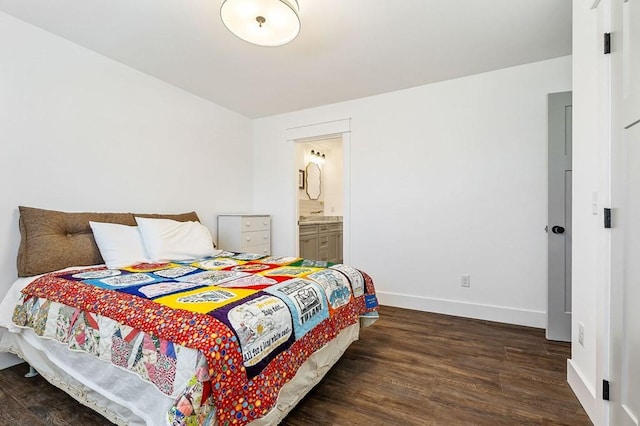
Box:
287 119 351 264
609 0 640 424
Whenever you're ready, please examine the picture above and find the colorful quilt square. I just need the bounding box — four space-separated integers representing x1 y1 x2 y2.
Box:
121 262 178 273
227 252 269 261
211 274 277 289
176 270 250 286
117 280 206 299
154 286 256 313
330 264 365 297
255 256 299 265
209 293 294 378
193 258 247 270
64 269 123 281
306 269 353 312
259 266 323 279
287 259 332 268
264 278 329 340
83 272 167 290
152 265 199 280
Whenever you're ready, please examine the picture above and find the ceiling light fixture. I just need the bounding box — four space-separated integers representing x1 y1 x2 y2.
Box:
220 0 300 47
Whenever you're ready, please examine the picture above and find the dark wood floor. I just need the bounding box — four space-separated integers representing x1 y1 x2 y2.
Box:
0 305 591 425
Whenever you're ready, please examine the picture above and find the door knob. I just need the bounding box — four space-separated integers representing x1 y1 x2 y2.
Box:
552 226 565 234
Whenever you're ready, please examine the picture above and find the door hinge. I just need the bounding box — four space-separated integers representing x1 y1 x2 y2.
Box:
604 208 612 228
603 379 610 401
604 33 611 54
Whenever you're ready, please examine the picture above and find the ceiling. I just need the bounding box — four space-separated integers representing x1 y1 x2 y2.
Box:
0 0 572 118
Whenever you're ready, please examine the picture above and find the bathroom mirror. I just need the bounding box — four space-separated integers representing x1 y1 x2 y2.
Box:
305 162 321 200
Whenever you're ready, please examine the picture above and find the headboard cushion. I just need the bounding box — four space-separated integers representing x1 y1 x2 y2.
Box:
17 206 200 277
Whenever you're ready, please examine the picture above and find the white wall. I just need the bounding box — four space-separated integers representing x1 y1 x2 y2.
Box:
320 139 344 216
253 56 572 327
0 13 253 303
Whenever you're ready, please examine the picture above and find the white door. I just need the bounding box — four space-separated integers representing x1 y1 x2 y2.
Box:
547 91 572 342
610 0 640 424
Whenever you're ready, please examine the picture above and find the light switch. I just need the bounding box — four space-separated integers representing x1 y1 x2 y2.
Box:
592 192 598 215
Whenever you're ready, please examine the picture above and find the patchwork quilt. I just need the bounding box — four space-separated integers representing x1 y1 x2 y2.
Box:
12 251 378 425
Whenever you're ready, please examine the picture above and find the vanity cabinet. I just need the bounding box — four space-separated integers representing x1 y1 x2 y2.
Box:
299 224 319 260
217 214 271 255
299 222 342 263
326 223 342 264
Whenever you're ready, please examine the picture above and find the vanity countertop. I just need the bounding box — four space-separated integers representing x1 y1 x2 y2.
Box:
298 216 342 225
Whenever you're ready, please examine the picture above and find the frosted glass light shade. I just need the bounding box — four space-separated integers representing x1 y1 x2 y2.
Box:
220 0 300 47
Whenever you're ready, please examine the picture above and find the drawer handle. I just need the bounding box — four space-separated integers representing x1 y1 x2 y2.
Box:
246 237 251 241
263 221 268 226
245 222 251 227
263 235 268 240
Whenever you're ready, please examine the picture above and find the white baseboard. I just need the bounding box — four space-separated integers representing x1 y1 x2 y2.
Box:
0 352 23 370
567 359 598 424
376 291 546 328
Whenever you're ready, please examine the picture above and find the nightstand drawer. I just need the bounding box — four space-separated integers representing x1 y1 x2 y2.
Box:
241 230 270 249
242 216 270 232
242 242 270 256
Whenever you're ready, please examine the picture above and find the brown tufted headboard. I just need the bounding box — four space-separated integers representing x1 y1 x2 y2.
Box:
17 206 200 277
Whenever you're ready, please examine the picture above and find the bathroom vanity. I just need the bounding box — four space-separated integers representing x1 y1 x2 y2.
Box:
299 217 342 263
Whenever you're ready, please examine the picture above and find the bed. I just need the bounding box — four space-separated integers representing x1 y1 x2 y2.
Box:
0 206 378 425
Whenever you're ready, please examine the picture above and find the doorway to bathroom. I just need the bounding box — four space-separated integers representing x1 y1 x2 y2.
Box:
294 136 344 263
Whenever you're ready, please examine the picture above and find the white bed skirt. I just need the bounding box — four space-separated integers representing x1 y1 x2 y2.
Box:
0 320 361 425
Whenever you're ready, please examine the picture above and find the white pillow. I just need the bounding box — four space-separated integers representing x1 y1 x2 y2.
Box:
134 217 218 261
89 221 151 269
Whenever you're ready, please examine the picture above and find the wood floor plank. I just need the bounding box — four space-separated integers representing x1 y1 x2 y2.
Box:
283 306 591 425
0 381 45 424
0 305 591 425
543 339 573 357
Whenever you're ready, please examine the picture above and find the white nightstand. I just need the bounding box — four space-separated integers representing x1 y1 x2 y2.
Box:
217 214 271 255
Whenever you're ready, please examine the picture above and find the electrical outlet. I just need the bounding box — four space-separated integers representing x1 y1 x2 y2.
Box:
578 323 584 346
461 275 471 287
